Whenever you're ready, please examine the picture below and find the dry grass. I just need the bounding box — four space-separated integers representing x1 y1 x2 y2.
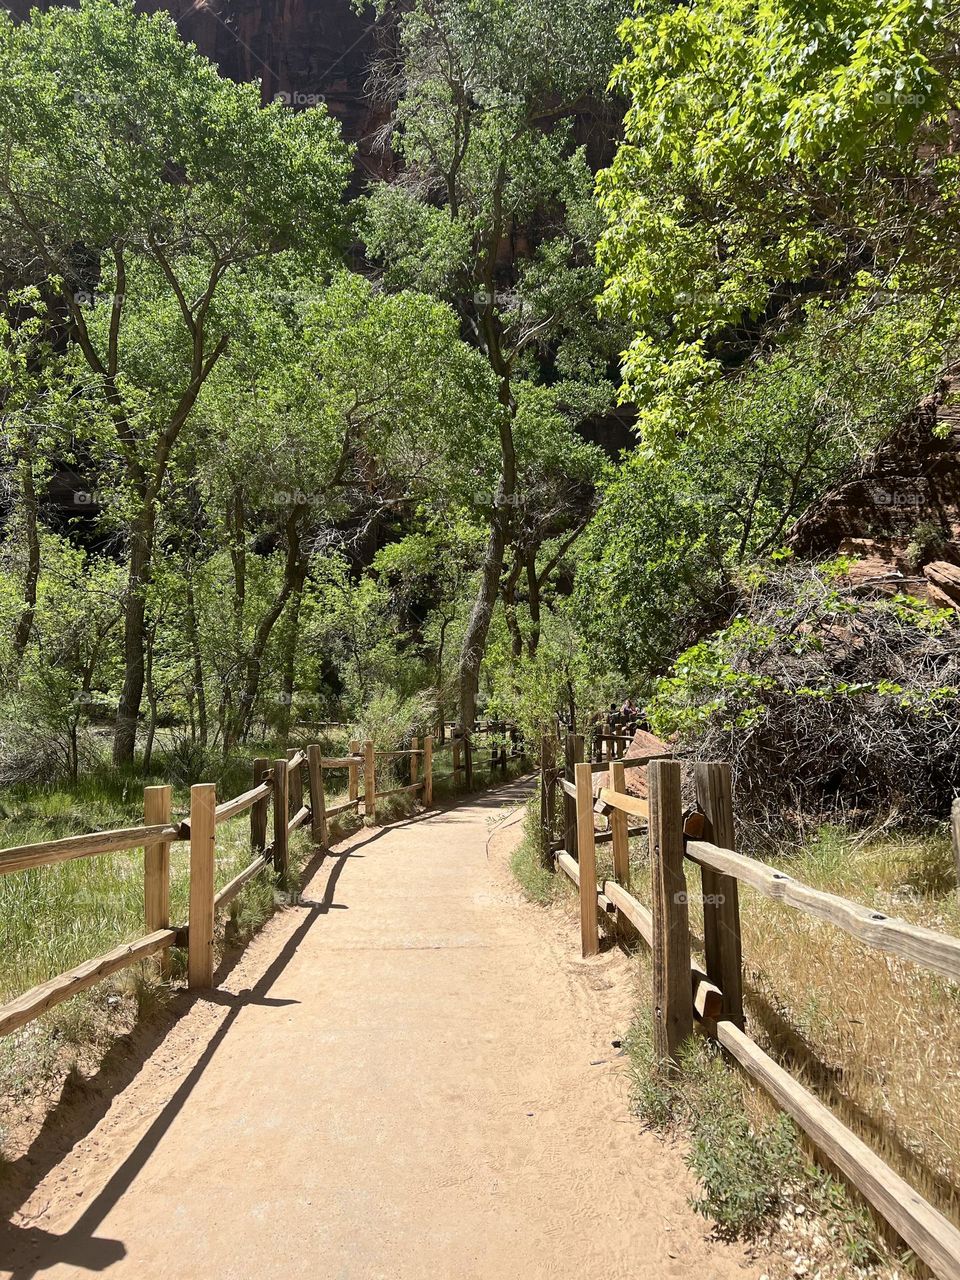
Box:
613 821 960 1272
736 826 960 1229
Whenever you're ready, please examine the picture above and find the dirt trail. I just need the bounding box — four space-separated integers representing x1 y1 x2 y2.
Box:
2 780 761 1280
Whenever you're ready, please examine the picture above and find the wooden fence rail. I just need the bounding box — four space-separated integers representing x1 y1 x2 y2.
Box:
542 745 960 1280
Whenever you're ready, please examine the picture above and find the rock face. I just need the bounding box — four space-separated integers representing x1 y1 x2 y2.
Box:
10 0 390 175
789 371 960 605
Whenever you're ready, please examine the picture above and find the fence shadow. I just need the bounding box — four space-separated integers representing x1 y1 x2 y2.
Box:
0 841 352 1278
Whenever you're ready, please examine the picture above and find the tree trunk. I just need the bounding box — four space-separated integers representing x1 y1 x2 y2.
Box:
276 585 303 745
12 453 41 665
113 506 155 765
185 579 208 747
228 510 308 749
459 511 506 730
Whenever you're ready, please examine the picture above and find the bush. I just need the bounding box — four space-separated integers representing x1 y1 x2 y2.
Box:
647 563 960 839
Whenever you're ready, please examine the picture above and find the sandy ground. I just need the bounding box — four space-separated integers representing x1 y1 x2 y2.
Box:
1 780 763 1280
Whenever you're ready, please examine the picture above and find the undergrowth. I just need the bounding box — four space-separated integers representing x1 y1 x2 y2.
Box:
625 1010 891 1272
509 800 559 905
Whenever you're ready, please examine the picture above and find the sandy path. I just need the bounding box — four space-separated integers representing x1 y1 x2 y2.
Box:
2 781 759 1280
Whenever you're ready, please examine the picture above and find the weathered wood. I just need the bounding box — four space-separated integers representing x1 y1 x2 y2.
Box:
649 760 693 1069
251 757 270 853
598 788 649 820
609 761 630 889
348 740 360 803
375 782 424 799
0 929 176 1039
0 821 184 876
716 1019 960 1280
364 740 376 822
575 762 599 958
320 755 362 769
694 762 744 1029
143 787 171 935
423 735 433 807
539 734 555 868
560 777 578 801
327 798 361 818
602 876 652 944
410 737 419 786
288 803 310 833
307 743 326 846
143 786 172 978
687 839 960 986
286 748 303 814
272 757 289 881
213 854 269 910
215 780 271 825
556 866 722 1021
188 783 217 990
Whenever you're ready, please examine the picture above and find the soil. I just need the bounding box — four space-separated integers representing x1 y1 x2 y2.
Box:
1 779 765 1279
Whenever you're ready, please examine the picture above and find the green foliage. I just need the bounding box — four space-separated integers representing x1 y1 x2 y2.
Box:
626 1015 802 1236
598 0 959 424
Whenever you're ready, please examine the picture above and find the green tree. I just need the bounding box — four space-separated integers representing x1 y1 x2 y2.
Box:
362 0 629 729
598 0 956 435
0 0 350 762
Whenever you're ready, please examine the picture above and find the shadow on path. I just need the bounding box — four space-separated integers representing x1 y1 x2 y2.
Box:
0 841 358 1278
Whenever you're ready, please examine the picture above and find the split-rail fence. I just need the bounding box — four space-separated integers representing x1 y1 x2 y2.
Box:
541 734 960 1280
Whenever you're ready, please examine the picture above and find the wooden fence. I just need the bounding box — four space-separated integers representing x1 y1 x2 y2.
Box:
543 745 960 1280
0 737 436 1038
445 720 526 789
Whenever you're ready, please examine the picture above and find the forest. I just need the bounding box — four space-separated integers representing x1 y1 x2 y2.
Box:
3 0 960 1273
0 0 955 823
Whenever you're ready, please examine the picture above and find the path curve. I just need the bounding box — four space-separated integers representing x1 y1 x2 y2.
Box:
3 781 760 1280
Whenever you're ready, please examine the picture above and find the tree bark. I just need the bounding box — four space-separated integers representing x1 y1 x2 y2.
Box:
113 504 155 765
185 579 208 747
12 453 41 665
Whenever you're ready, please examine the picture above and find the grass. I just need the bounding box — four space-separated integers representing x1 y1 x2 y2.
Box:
510 801 561 905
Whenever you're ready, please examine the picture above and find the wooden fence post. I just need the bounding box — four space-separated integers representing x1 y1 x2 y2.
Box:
144 785 171 975
410 736 419 787
251 757 269 853
364 740 376 822
465 730 473 789
695 761 744 1029
610 761 630 889
649 759 693 1069
273 757 289 881
188 782 216 989
423 735 433 807
539 733 555 868
307 743 326 847
348 740 360 804
286 747 303 815
564 732 583 858
575 761 599 957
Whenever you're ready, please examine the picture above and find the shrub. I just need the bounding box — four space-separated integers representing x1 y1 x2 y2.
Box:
647 563 960 839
